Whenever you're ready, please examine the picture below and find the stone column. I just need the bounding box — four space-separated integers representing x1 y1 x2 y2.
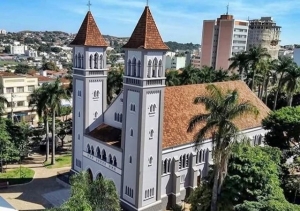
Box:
171 156 181 207
188 152 198 196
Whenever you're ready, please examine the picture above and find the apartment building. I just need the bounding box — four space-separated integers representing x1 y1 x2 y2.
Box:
0 72 38 123
201 14 249 69
294 48 300 66
191 55 201 68
247 17 281 59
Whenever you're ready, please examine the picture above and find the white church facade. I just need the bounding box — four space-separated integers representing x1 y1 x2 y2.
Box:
70 6 270 211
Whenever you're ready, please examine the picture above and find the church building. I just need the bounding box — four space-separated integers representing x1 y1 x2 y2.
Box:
70 6 270 211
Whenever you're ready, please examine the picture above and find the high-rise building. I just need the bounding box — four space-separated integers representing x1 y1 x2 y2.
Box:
247 17 281 59
200 14 249 69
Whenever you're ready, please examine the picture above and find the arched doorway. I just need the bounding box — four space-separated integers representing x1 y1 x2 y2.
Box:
87 168 93 182
197 170 202 186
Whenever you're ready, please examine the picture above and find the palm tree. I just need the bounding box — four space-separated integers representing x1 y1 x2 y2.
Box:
247 46 271 91
0 85 8 116
180 65 200 85
213 69 230 82
187 84 258 211
47 79 71 165
272 56 296 110
29 84 51 161
199 66 215 83
228 51 249 79
165 70 181 86
281 66 300 106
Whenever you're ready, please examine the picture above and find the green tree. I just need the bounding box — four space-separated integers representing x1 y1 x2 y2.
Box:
228 51 249 79
187 84 259 211
166 70 181 86
272 56 296 110
180 65 200 85
47 79 71 164
213 69 231 82
0 119 14 172
246 46 271 91
46 172 121 211
107 67 123 105
3 46 10 54
29 84 52 161
15 64 32 74
58 106 72 121
51 47 62 53
281 66 300 106
262 106 300 150
57 119 72 148
42 61 58 71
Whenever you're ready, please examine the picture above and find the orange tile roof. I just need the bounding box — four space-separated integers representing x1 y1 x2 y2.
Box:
36 75 55 82
122 6 169 50
162 81 270 149
70 11 108 47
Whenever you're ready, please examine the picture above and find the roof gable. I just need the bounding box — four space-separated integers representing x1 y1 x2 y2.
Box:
70 11 108 47
162 81 270 149
123 6 169 50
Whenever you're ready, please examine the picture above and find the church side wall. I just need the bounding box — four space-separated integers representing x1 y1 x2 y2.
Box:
104 92 124 129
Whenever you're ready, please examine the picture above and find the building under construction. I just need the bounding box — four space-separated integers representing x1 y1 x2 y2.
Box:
247 17 281 59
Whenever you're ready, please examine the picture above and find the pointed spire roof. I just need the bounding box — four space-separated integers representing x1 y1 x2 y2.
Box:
70 11 108 47
123 6 169 50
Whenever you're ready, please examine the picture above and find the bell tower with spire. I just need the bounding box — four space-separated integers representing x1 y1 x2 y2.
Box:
120 6 169 211
70 10 108 172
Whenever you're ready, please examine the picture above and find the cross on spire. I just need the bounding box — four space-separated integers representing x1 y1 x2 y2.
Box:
226 3 229 15
146 0 149 6
87 0 92 11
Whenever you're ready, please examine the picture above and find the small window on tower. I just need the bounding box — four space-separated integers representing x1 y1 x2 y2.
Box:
130 103 136 112
149 129 154 139
130 129 134 137
129 156 132 163
95 111 98 118
149 156 153 166
78 112 80 117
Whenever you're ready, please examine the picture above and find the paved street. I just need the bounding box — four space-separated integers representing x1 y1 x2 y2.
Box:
0 163 70 210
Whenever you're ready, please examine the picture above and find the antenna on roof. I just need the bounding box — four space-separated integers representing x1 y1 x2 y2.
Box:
226 3 229 15
87 0 92 11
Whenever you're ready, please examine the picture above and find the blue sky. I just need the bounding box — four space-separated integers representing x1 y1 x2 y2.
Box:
0 0 299 45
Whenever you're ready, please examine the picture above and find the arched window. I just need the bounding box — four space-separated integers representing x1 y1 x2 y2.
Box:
97 91 100 98
109 154 113 164
167 159 171 172
127 59 131 76
163 159 167 173
114 112 117 121
102 149 107 161
87 144 91 154
117 113 120 121
113 156 117 167
94 91 97 98
150 105 153 113
149 129 154 139
132 58 137 76
75 54 78 67
149 156 153 165
78 111 80 117
96 147 101 158
78 134 80 140
100 55 103 69
91 146 94 156
202 149 205 162
186 154 189 167
89 55 93 69
158 59 163 77
78 53 81 68
137 60 141 77
96 173 102 180
183 154 186 168
95 111 98 118
94 53 99 69
147 60 152 78
129 156 132 163
152 58 158 77
80 54 84 68
130 129 133 137
120 114 123 123
179 156 182 169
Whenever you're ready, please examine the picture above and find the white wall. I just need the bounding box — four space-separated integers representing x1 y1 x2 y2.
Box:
87 79 103 130
74 79 84 172
141 91 161 206
128 50 142 62
294 48 300 66
104 92 124 129
122 90 140 205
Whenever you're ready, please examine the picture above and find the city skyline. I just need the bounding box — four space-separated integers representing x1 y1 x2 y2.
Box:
1 0 299 45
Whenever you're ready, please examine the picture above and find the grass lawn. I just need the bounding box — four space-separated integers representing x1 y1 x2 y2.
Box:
0 166 35 185
44 154 72 169
0 60 18 66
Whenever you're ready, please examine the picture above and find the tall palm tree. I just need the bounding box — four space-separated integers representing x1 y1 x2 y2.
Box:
247 46 271 91
213 69 230 82
29 84 51 161
165 70 181 86
47 79 71 165
228 51 249 79
199 66 215 83
187 84 258 211
281 66 300 106
272 56 296 110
